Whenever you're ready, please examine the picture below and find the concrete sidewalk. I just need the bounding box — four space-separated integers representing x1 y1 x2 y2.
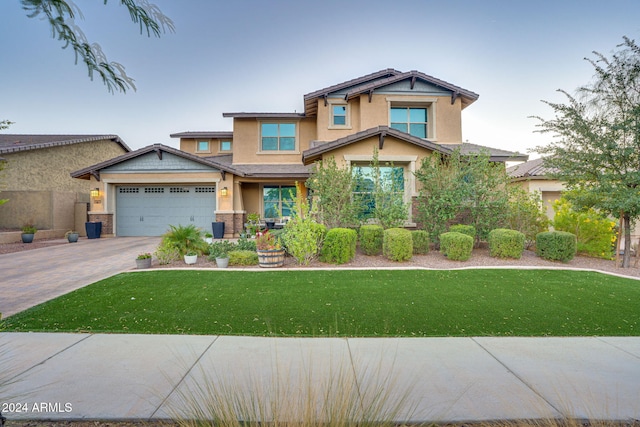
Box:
2 333 640 423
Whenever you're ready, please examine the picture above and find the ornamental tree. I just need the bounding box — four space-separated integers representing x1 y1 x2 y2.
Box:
533 36 640 267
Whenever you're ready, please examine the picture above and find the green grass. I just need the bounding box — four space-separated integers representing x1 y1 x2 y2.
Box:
4 269 640 336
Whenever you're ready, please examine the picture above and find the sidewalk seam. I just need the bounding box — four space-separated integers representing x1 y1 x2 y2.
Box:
149 335 220 419
471 337 565 417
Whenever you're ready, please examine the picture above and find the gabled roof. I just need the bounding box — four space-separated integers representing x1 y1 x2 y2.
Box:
302 126 453 165
507 157 555 180
451 142 528 162
170 131 233 139
0 134 130 154
303 69 479 116
71 143 242 181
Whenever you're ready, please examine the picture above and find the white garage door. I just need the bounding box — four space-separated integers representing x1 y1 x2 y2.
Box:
116 185 216 236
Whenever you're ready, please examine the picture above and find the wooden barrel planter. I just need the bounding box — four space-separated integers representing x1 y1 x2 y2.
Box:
257 249 285 268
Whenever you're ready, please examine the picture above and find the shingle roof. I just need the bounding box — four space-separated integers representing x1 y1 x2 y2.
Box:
71 143 240 180
170 131 233 139
207 155 312 178
302 126 454 165
222 112 306 119
303 69 479 116
506 157 555 179
450 142 528 162
0 134 130 154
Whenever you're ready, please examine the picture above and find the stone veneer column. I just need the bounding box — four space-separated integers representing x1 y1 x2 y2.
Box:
87 213 114 236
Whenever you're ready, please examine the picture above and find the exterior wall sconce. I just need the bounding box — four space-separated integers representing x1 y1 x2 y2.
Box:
90 188 100 198
220 186 228 196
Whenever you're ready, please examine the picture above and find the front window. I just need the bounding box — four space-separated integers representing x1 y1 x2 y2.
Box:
263 185 296 218
390 107 427 138
197 141 210 152
352 165 405 219
261 123 296 151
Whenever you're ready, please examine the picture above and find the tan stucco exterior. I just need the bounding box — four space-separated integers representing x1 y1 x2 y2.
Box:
0 138 127 235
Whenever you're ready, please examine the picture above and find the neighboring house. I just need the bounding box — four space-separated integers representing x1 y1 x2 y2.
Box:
72 69 526 237
507 157 564 220
507 157 639 244
0 134 130 236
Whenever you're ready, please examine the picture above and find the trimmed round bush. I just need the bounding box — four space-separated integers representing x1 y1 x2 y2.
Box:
449 224 476 238
359 225 384 256
412 230 430 255
439 231 474 261
383 228 413 262
321 228 357 264
228 250 259 266
536 231 577 262
488 228 525 259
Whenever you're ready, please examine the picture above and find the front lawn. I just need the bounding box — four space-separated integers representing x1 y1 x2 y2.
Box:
4 269 640 336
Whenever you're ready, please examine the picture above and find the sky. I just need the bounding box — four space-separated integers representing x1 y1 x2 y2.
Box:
2 0 640 158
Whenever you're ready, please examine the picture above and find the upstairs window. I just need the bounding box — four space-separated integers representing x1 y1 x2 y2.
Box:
332 105 347 126
197 141 210 152
261 123 296 151
220 140 232 152
390 107 427 138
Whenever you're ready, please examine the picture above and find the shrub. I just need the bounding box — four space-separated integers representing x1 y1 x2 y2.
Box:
359 225 384 256
283 199 327 265
449 224 476 238
208 240 236 260
507 189 549 249
553 198 616 259
161 224 208 256
536 231 577 262
412 230 430 255
228 250 259 266
236 237 256 252
320 228 357 264
439 231 474 261
488 228 525 259
154 242 180 265
382 228 413 262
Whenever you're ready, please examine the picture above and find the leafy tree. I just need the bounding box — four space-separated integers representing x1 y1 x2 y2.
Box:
306 156 361 229
20 0 174 93
415 149 512 246
368 148 409 229
506 189 549 249
533 36 640 267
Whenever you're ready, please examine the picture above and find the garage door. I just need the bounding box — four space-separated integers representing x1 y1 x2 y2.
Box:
116 185 216 236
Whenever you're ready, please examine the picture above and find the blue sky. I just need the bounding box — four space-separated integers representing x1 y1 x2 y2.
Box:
1 0 639 156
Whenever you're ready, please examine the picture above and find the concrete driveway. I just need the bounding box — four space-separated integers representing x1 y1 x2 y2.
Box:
0 237 160 318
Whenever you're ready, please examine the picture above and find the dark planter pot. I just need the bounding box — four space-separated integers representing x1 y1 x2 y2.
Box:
21 233 34 243
212 221 225 239
85 221 102 239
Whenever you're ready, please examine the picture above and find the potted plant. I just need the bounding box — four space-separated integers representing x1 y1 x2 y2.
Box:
65 230 79 243
21 224 37 243
136 252 152 269
255 230 285 268
184 251 198 265
204 232 213 244
209 240 234 268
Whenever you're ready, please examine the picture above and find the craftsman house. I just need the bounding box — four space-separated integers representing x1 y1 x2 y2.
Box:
72 69 526 237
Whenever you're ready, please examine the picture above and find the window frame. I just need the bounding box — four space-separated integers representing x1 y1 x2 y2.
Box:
219 140 232 152
386 96 437 140
260 122 298 153
196 140 211 153
262 184 297 219
328 101 351 129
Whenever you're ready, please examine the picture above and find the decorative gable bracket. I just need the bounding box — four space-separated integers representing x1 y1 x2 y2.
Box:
379 131 386 150
90 170 100 181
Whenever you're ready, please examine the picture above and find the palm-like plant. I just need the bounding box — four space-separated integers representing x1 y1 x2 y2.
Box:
160 224 208 256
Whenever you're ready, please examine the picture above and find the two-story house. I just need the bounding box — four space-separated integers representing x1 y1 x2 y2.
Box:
72 69 526 237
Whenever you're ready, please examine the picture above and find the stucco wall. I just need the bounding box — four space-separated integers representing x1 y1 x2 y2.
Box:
0 190 87 231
